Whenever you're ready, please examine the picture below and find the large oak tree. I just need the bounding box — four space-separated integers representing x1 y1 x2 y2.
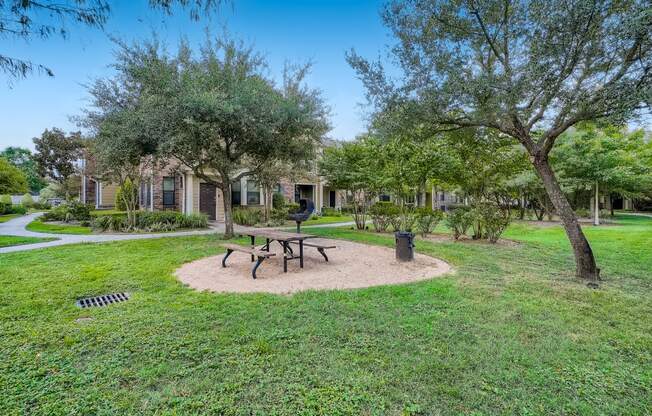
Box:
348 0 652 281
113 38 329 238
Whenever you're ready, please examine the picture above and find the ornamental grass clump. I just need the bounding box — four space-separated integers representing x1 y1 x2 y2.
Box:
92 211 207 232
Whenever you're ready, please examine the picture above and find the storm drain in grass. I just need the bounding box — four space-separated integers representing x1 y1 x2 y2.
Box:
76 293 129 308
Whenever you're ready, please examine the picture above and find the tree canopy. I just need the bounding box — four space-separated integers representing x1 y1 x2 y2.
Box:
348 0 652 281
0 146 47 193
319 138 378 229
0 156 28 195
33 128 84 199
553 124 652 199
87 36 329 237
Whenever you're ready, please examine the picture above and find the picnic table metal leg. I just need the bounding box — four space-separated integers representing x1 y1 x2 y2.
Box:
250 235 255 262
252 256 265 279
222 249 233 267
299 240 304 268
317 247 329 262
279 240 293 255
283 241 288 273
264 238 270 251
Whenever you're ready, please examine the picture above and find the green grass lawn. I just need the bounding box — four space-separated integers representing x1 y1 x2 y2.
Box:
0 213 22 223
301 214 354 226
1 215 650 414
25 219 93 235
0 235 57 248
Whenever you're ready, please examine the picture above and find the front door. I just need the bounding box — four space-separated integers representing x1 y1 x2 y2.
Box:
199 183 217 220
329 190 336 208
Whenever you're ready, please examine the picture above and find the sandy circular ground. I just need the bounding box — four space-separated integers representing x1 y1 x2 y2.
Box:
175 238 452 294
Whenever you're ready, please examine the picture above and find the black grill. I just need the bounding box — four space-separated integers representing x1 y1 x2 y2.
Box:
288 199 315 232
76 292 129 308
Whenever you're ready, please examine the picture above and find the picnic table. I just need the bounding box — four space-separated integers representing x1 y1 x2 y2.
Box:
220 229 338 279
240 229 316 272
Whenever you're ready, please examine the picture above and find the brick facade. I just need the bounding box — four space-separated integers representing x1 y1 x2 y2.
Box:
152 172 183 212
85 177 96 206
278 178 295 203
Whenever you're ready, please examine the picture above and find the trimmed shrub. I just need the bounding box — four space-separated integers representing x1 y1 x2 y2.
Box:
286 202 300 214
115 179 138 211
233 207 263 226
270 208 288 226
21 193 34 208
92 215 127 232
136 211 208 230
0 194 11 205
40 206 65 221
32 201 51 210
92 211 207 232
1 203 27 215
414 207 444 237
272 192 285 209
340 204 355 215
321 207 342 217
473 203 511 243
445 207 473 240
41 201 91 222
575 208 590 218
369 201 400 233
65 201 92 222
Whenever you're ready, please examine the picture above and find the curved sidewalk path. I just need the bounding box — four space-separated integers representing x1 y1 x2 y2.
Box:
0 213 221 254
0 213 360 254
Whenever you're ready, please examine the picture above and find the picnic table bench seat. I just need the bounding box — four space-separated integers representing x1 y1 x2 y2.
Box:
289 241 337 262
220 243 276 279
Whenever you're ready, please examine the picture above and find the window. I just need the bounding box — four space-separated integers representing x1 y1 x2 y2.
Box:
231 181 241 206
379 194 391 202
163 177 175 207
440 193 445 201
274 183 282 193
247 180 260 205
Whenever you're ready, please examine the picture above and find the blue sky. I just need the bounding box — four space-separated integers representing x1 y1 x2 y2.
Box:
0 0 390 150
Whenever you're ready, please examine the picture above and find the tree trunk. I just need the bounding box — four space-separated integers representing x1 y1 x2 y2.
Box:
519 195 526 220
220 183 234 239
532 157 600 280
594 180 600 226
610 194 614 217
261 185 269 223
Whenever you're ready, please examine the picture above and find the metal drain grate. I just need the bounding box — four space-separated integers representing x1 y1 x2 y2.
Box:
76 293 129 308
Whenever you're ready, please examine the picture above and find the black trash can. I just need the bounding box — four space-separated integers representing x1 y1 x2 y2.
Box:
395 231 415 261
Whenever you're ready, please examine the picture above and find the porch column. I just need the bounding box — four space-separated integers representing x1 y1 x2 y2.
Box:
316 182 323 211
241 177 248 206
186 174 194 214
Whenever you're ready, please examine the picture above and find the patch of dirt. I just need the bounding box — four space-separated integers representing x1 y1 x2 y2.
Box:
175 238 452 295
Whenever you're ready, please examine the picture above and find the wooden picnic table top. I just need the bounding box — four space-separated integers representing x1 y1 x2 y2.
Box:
238 229 317 242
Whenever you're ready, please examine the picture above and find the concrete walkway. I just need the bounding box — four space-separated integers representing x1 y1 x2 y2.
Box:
0 213 221 254
0 214 360 254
